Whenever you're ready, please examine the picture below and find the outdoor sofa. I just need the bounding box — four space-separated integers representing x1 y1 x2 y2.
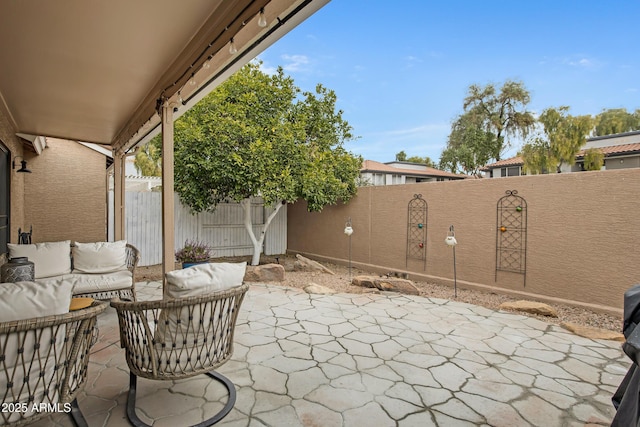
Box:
7 240 139 300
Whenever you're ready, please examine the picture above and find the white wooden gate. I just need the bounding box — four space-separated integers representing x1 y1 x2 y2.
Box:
108 192 287 266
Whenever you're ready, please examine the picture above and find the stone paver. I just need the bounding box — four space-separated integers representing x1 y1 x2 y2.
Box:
27 282 629 426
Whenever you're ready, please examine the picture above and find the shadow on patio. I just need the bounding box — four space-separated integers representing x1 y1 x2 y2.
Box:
31 281 628 427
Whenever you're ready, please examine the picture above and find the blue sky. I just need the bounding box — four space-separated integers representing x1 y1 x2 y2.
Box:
258 1 639 164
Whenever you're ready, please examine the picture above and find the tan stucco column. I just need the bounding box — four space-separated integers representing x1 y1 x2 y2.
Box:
113 150 126 241
161 102 176 290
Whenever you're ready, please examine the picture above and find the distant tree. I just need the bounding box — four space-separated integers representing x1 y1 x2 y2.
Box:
521 106 593 174
404 155 437 168
582 148 604 171
168 62 361 265
520 135 555 175
462 80 536 160
439 112 498 175
594 108 640 136
395 150 407 161
440 80 535 175
134 142 162 176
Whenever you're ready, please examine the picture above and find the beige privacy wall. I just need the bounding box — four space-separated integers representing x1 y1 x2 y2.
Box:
288 169 640 314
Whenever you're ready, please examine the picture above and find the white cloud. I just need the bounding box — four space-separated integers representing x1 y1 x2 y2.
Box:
563 55 599 68
281 54 311 73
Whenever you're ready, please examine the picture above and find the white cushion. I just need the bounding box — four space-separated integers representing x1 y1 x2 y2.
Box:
164 262 246 298
155 263 246 370
36 270 133 295
73 240 127 274
0 280 73 322
8 240 71 279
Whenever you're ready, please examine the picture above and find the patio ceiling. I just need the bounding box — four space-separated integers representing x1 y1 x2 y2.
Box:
0 0 327 154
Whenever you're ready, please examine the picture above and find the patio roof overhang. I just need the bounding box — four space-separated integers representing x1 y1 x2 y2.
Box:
0 0 328 154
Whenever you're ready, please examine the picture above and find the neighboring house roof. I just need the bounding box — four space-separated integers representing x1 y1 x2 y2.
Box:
481 141 640 171
361 160 466 179
576 142 640 158
481 157 524 171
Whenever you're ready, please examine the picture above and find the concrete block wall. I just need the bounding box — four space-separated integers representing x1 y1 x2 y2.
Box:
288 169 640 314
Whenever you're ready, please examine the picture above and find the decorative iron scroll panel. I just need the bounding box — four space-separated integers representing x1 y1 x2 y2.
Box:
495 190 527 285
406 194 427 270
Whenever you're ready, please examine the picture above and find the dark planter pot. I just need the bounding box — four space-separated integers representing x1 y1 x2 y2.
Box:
182 261 209 269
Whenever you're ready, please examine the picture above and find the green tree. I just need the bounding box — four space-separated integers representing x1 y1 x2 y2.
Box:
594 108 640 136
134 142 162 176
405 155 437 168
582 148 604 171
395 151 407 161
439 112 498 175
440 80 535 175
170 62 361 265
521 106 593 174
462 80 536 160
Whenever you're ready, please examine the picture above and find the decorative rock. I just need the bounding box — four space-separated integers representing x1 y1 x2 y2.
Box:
304 283 336 295
351 276 378 288
376 278 420 296
561 322 625 342
293 254 335 275
352 275 419 296
244 264 285 282
499 300 558 317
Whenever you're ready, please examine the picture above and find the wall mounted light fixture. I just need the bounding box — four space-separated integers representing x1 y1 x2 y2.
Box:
12 156 31 173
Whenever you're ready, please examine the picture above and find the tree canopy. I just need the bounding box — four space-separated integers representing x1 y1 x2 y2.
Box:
520 106 593 174
394 151 436 167
143 61 361 264
594 108 640 136
439 80 535 175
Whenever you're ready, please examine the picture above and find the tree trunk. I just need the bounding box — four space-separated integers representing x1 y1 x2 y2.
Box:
240 198 284 266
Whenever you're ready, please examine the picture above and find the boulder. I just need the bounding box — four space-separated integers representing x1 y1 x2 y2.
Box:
304 283 336 295
561 322 625 342
499 300 558 317
351 276 378 288
352 275 420 296
375 278 420 296
244 263 285 282
293 254 335 275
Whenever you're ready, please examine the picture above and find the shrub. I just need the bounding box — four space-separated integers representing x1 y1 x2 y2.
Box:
175 239 213 263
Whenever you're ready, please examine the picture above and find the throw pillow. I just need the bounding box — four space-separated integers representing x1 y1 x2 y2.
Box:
73 240 127 274
0 280 73 322
164 262 246 298
8 240 71 279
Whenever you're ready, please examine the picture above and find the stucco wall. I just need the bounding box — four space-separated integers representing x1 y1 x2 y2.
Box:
288 169 640 314
24 138 107 243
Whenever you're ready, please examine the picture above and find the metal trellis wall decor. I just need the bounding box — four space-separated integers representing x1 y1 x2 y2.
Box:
406 194 428 270
495 190 528 286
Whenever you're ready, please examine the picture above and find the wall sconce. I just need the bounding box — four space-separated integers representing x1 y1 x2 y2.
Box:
12 156 31 173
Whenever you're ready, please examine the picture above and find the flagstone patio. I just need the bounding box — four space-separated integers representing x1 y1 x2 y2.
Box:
28 281 628 426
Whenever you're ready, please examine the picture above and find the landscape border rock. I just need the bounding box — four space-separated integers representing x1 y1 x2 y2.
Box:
293 254 335 275
352 275 420 296
561 322 624 341
244 264 285 282
499 300 559 317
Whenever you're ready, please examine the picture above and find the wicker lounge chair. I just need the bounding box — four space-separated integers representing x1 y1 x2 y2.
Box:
0 300 108 426
111 283 249 426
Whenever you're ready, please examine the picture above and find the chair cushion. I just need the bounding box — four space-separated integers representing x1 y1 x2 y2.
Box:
155 263 246 372
7 240 71 279
0 281 73 422
164 262 247 298
73 240 127 273
0 280 73 322
36 270 133 294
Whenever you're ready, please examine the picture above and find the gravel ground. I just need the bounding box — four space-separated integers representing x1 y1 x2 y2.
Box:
137 255 623 333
